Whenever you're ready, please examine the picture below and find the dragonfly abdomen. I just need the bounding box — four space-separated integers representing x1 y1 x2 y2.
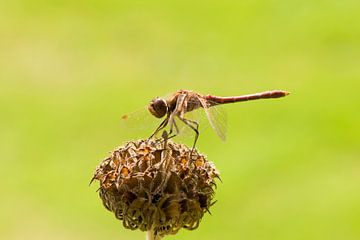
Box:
205 90 289 105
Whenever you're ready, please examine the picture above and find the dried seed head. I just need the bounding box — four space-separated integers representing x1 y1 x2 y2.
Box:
91 139 219 238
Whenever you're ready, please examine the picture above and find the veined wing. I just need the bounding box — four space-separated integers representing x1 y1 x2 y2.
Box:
120 106 163 139
197 97 227 141
170 107 208 143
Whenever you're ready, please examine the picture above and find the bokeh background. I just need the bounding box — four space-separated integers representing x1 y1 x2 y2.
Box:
1 1 360 240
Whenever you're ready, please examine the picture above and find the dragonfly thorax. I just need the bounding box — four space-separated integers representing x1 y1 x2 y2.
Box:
148 98 168 118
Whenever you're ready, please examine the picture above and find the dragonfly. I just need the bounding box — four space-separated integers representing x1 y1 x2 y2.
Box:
122 89 290 148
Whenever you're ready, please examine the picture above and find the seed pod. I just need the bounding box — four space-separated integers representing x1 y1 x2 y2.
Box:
91 139 220 239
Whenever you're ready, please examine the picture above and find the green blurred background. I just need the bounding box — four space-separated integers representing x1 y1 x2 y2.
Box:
1 1 360 239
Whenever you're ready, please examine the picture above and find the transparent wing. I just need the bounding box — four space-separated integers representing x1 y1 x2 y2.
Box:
171 108 207 142
119 92 227 143
198 98 228 141
120 106 163 139
173 96 227 142
120 92 178 138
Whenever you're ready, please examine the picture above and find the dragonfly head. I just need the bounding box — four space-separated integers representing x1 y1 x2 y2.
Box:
148 97 168 118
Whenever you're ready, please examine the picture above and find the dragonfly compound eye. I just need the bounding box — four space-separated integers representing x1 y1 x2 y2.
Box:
148 98 167 118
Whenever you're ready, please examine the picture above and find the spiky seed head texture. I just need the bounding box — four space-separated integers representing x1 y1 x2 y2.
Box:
92 139 219 238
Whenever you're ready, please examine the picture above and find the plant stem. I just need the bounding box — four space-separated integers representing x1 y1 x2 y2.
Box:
146 230 162 240
146 230 155 240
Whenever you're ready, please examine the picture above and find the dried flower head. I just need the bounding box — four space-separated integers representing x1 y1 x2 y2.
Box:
91 138 219 239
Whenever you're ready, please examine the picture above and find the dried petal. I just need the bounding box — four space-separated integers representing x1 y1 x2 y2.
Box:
92 139 219 238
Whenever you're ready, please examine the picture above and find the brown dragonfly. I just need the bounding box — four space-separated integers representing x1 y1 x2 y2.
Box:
122 89 289 148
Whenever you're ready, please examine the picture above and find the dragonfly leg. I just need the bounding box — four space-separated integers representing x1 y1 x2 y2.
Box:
167 92 186 139
168 117 180 139
148 117 169 140
158 121 179 146
178 117 199 156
